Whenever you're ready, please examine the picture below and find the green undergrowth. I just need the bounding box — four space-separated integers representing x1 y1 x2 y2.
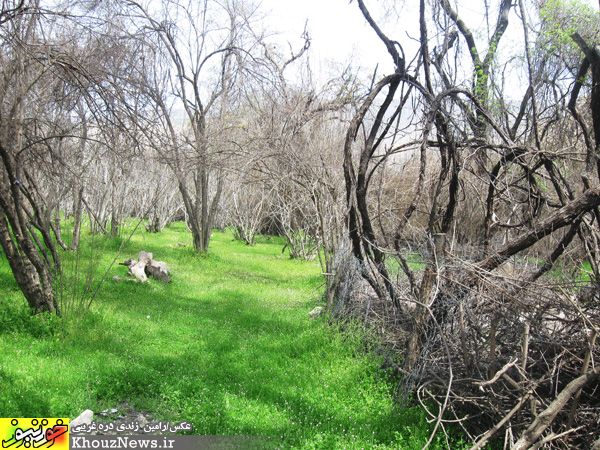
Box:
0 222 462 449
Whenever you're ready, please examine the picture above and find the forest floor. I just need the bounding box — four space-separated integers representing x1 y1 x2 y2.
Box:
0 221 466 449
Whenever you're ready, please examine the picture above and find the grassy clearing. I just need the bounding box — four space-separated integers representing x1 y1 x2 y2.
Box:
0 222 458 449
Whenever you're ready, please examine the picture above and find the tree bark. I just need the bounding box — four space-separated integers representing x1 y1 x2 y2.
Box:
0 213 57 314
0 137 58 315
512 367 600 450
70 184 84 252
477 187 600 272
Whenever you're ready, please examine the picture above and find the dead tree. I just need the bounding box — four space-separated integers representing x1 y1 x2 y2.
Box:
334 0 600 447
0 2 65 314
126 0 258 253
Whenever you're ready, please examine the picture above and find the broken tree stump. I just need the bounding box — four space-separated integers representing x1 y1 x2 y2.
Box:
145 260 171 283
118 251 171 283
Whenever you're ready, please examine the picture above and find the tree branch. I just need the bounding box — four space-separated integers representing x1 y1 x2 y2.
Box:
513 367 600 450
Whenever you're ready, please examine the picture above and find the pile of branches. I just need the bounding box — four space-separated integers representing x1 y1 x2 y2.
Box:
328 241 412 346
329 246 600 449
420 256 599 449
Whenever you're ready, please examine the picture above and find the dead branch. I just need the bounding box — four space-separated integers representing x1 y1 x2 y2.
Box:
512 367 600 450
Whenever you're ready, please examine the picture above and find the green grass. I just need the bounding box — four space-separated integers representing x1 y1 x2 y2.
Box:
0 222 457 449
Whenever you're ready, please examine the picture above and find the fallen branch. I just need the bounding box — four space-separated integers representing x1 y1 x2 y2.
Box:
475 358 518 389
468 391 533 450
512 367 600 450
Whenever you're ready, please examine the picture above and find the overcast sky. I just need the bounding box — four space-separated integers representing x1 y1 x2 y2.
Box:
258 0 599 83
258 0 403 77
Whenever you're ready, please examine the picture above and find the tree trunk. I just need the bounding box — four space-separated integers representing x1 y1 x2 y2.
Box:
202 170 223 251
51 206 67 251
179 180 204 253
0 214 57 314
110 208 119 238
70 184 84 252
179 166 223 254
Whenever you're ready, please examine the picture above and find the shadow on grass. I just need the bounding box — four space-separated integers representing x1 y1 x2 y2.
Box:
40 285 399 445
0 228 409 447
0 367 53 417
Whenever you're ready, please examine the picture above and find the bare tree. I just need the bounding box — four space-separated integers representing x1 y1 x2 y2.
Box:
126 0 261 253
333 0 600 446
0 1 79 314
228 34 353 305
0 0 155 313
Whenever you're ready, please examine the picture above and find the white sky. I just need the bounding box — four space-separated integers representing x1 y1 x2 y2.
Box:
259 0 599 84
258 0 403 77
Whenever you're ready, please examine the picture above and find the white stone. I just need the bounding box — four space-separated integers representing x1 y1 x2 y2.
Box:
136 414 148 429
309 306 324 318
71 409 93 428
